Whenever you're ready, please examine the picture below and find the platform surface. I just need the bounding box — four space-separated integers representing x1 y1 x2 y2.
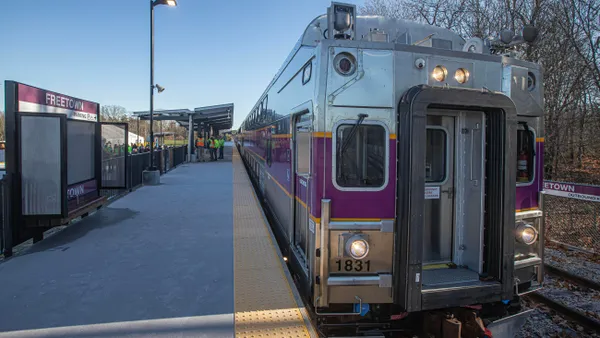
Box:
0 150 235 337
0 146 313 337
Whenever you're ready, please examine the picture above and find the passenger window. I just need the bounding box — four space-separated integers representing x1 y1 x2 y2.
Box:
425 128 447 183
335 124 386 188
517 127 535 183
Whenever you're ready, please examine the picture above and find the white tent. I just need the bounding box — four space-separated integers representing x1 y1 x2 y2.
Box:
102 125 143 145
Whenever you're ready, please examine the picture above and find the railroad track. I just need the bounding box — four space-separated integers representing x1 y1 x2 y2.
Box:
524 264 600 333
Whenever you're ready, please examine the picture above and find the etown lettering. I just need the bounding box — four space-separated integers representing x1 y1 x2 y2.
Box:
45 93 84 111
67 184 85 199
543 182 575 192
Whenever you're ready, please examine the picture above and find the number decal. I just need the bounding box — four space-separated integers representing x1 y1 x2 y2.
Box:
334 259 371 272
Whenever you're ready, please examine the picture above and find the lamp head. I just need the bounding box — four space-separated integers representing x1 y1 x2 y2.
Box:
155 84 165 93
152 0 177 7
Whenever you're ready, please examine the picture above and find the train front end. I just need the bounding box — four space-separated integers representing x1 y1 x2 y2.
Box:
312 3 544 336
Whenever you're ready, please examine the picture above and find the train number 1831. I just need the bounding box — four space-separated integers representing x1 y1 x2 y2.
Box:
335 259 371 272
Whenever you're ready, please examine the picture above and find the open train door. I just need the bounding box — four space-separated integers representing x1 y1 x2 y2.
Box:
395 85 518 312
97 123 129 190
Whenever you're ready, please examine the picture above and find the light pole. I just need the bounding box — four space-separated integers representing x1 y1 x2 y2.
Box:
149 0 176 171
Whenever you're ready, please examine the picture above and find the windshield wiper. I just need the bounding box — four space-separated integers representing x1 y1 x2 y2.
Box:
339 113 368 155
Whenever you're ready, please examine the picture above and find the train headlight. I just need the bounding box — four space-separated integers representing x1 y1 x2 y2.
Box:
334 52 357 76
516 222 538 245
346 235 369 260
454 68 470 83
432 65 447 82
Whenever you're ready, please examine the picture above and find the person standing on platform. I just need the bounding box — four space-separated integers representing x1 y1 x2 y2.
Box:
218 135 225 159
196 136 205 162
209 136 217 161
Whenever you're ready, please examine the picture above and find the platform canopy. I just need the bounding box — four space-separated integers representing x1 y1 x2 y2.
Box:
132 103 234 132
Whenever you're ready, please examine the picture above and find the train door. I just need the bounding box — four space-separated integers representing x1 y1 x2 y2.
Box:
292 112 312 268
424 116 455 264
423 110 486 283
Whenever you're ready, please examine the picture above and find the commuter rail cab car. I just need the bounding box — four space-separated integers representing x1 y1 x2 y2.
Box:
236 2 544 337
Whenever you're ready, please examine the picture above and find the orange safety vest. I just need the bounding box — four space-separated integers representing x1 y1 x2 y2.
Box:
209 139 215 148
196 138 204 147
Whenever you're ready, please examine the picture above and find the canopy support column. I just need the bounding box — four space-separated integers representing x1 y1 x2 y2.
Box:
187 114 193 162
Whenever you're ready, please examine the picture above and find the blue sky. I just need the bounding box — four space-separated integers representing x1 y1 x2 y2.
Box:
0 0 364 129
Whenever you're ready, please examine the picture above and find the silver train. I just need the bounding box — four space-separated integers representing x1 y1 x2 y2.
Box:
237 2 545 337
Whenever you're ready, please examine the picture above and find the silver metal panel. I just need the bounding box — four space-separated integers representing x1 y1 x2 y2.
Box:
514 256 542 269
329 219 394 232
327 48 394 108
421 268 480 287
501 64 544 117
329 229 393 274
21 115 62 215
488 309 534 338
68 120 95 185
328 285 392 303
318 199 331 307
423 117 455 263
455 111 486 272
515 209 543 220
265 172 293 244
328 273 392 287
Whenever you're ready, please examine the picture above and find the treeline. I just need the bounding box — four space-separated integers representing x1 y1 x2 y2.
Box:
361 0 600 184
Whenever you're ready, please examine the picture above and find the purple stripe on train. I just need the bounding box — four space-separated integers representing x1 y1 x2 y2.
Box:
249 136 545 219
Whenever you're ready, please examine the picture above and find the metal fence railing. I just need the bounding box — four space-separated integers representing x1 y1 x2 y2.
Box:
100 145 187 200
543 181 600 253
544 195 600 253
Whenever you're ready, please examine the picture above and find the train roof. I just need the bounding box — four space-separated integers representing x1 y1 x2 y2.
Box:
241 15 467 129
302 15 465 50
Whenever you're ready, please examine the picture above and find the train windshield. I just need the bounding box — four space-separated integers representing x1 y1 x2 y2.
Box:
335 124 385 188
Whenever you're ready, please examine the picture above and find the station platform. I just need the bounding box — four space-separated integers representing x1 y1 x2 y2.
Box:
0 146 315 338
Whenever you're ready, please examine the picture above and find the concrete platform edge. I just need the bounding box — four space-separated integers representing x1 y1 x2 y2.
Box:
243 161 319 338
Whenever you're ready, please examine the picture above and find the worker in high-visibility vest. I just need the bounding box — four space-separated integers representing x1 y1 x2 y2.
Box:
218 135 225 159
209 136 217 161
196 137 205 161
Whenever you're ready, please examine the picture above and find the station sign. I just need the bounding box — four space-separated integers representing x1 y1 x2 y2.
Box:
543 180 600 202
16 83 98 121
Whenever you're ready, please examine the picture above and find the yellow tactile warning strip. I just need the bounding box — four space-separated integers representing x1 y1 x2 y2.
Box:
233 147 313 338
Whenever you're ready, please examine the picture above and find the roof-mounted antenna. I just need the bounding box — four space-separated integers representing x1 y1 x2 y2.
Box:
327 2 356 40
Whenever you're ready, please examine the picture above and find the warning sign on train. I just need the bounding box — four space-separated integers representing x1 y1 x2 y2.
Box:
425 186 440 199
